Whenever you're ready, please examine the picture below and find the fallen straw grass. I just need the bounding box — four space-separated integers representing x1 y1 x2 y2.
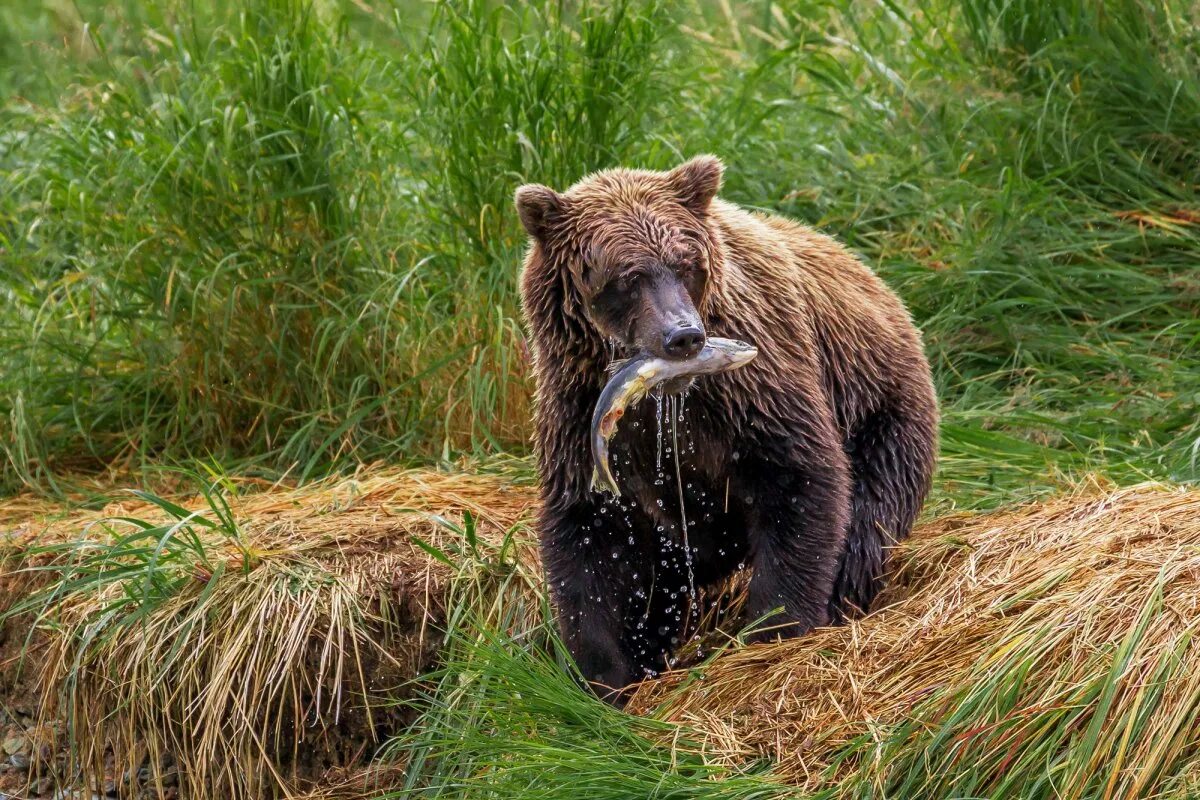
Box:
0 467 541 798
7 471 1200 798
630 481 1200 797
3 0 1198 498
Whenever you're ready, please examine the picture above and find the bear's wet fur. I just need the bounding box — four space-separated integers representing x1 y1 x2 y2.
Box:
517 156 938 701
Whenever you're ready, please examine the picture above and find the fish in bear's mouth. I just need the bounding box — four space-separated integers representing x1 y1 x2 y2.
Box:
590 337 758 496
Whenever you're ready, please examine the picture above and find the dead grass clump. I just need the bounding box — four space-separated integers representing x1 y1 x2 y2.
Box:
631 482 1200 796
0 467 541 799
10 471 1200 798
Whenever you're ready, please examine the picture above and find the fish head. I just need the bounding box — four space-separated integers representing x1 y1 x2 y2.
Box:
720 338 759 367
689 337 759 373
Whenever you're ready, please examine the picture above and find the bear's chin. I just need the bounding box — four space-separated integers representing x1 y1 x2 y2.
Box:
660 376 696 396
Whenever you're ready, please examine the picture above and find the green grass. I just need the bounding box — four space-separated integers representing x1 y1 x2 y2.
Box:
1 0 1196 501
390 521 804 799
393 626 807 800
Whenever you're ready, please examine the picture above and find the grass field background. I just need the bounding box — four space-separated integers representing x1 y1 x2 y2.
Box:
2 0 1199 797
4 0 1197 501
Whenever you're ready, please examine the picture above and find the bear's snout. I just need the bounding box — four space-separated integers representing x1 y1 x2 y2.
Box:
663 324 706 360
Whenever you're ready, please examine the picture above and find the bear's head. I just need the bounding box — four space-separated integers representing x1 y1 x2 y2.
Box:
515 156 724 362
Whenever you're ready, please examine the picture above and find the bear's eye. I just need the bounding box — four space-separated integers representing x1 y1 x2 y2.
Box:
592 279 628 317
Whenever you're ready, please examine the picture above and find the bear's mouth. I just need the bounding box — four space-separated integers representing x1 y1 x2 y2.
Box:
604 350 698 397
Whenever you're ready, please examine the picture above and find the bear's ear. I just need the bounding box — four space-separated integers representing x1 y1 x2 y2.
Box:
667 155 724 212
515 184 564 241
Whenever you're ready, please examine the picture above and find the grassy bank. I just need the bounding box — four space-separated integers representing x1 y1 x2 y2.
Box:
6 475 1200 798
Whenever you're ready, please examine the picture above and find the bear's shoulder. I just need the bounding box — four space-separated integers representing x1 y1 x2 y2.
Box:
710 200 873 286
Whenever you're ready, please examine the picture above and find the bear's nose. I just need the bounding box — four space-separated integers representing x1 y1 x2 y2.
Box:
663 326 705 360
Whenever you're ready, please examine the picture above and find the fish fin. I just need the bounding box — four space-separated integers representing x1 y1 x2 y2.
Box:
605 357 629 376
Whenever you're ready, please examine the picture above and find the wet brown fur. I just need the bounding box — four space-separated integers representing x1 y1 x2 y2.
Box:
517 156 938 701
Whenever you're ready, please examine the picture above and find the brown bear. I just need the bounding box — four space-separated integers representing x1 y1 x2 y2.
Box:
516 156 938 700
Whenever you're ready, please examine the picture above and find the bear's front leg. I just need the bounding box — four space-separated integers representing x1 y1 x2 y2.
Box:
741 447 852 641
539 497 643 702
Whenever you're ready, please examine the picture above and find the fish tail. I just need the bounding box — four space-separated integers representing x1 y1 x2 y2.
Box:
590 466 621 497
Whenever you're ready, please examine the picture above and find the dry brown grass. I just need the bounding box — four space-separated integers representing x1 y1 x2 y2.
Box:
0 467 541 799
6 473 1200 798
629 481 1200 794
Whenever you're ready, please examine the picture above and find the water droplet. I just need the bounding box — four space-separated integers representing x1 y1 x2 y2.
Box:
668 394 697 606
655 391 665 471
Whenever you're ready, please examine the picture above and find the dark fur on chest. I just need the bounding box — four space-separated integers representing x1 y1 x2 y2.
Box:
605 387 752 589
